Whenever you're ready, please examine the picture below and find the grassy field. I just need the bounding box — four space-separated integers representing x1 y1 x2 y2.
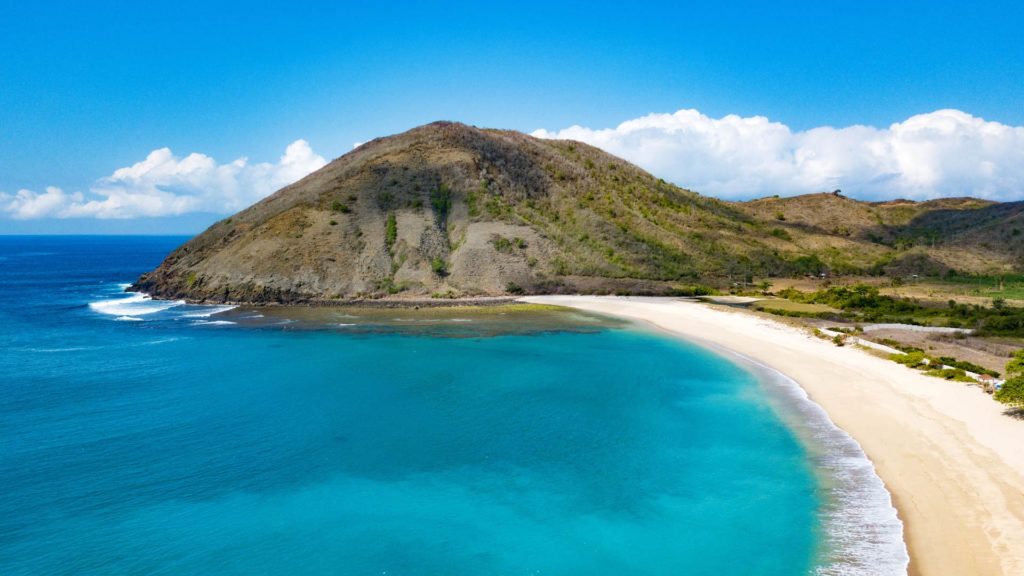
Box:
764 275 1024 306
752 299 840 315
921 275 1024 301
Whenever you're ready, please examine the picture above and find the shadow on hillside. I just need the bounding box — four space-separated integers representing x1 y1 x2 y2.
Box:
901 201 1024 240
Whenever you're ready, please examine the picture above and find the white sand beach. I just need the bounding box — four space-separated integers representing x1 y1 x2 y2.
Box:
524 296 1024 576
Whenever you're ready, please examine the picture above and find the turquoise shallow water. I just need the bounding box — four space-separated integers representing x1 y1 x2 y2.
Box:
0 236 903 575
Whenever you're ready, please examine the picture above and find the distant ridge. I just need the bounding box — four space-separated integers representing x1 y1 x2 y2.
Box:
132 121 1024 303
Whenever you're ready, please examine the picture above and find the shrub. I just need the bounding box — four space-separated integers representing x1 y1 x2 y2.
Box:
505 282 525 295
667 285 717 297
924 368 973 382
938 356 999 377
430 184 452 225
876 338 923 354
385 213 397 251
492 236 514 253
891 351 930 369
331 201 351 213
995 376 1024 406
329 220 338 226
431 257 448 276
996 350 1024 406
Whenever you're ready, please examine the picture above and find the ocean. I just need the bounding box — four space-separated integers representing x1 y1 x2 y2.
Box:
0 236 906 575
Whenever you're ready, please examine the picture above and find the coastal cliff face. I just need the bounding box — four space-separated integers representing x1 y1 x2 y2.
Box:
133 122 1024 303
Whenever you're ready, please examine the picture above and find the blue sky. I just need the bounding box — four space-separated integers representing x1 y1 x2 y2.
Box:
2 1 1023 233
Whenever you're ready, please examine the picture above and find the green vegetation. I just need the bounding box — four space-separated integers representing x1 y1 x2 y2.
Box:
924 367 974 382
891 351 930 369
385 213 397 251
753 299 840 318
928 274 1024 301
875 338 923 354
505 282 525 295
152 122 1024 305
776 284 1024 336
430 184 452 226
890 351 977 382
374 278 407 295
491 235 528 253
996 350 1024 406
666 285 717 297
431 257 448 276
467 181 486 218
938 357 999 377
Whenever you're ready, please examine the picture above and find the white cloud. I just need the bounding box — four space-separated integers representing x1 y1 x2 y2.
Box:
533 109 1024 201
1 140 327 219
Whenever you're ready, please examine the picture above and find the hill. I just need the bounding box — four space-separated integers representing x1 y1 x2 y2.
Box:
132 122 1024 303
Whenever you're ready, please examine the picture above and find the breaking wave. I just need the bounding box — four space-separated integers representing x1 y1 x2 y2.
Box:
89 291 184 317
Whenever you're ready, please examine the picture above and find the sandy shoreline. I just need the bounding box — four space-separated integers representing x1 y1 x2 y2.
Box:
524 295 1024 576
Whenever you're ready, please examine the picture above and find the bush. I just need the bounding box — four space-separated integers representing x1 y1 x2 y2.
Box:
996 350 1024 406
385 213 397 251
891 351 930 369
430 184 452 225
431 257 448 276
505 282 525 295
492 236 513 253
876 338 923 354
995 376 1024 406
938 356 1000 377
924 368 973 382
667 285 717 297
331 201 351 213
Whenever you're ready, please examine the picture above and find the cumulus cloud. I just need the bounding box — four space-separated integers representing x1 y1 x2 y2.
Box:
533 109 1024 201
1 140 326 219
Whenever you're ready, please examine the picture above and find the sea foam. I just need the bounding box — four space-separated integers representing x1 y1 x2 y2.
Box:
179 305 237 318
89 291 183 317
726 351 910 576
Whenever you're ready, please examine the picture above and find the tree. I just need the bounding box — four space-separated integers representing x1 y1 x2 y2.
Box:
997 350 1024 407
995 376 1024 407
1005 349 1024 375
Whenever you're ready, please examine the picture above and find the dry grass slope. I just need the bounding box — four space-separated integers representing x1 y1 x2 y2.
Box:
131 122 1024 303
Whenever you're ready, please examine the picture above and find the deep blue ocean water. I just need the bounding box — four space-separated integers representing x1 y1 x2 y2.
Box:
0 236 905 575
